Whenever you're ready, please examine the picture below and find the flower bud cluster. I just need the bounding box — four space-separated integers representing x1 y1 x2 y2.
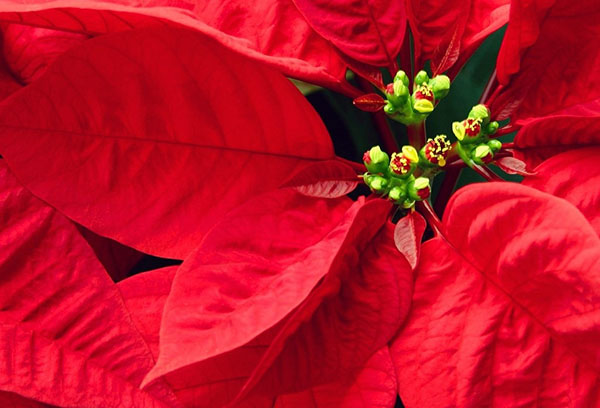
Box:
453 104 501 166
384 70 451 125
362 145 436 209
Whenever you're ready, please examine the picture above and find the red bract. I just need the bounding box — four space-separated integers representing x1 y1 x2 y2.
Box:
391 183 600 406
291 0 405 69
0 26 335 259
0 0 362 93
143 189 413 405
522 147 600 236
2 24 88 83
0 161 178 407
407 0 509 74
489 0 600 167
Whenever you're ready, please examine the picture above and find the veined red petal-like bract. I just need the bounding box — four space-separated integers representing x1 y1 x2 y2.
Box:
0 26 335 259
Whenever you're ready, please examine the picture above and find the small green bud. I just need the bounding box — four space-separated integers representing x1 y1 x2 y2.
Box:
388 185 405 202
402 199 416 209
364 174 389 193
414 70 429 86
487 139 502 153
394 70 409 87
430 75 451 99
487 121 499 135
468 104 491 123
393 80 408 98
363 146 390 173
384 102 396 115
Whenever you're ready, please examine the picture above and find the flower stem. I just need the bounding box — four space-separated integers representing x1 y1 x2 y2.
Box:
479 68 498 104
357 77 398 153
416 200 443 237
472 164 503 181
407 122 426 149
434 166 461 215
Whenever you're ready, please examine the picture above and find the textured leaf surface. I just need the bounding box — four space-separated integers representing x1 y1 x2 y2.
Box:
512 101 600 168
0 26 334 259
145 193 412 406
283 160 359 198
522 147 600 237
236 216 410 402
274 347 397 408
394 212 426 269
391 182 600 407
406 0 508 72
146 189 356 381
492 0 600 120
2 24 88 83
117 266 178 358
0 0 353 91
291 0 405 67
0 161 178 407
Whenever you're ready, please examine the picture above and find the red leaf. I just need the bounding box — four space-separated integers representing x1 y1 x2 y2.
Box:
145 189 358 382
0 161 178 407
407 0 508 72
495 155 536 176
291 0 406 68
0 0 354 92
392 182 600 407
145 192 413 406
284 160 359 198
512 100 600 168
0 26 334 259
492 0 600 120
235 217 409 402
353 93 387 112
117 266 177 359
522 147 600 237
2 24 88 83
394 211 426 269
274 347 397 408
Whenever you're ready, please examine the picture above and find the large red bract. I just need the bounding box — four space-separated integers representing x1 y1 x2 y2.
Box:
0 26 334 259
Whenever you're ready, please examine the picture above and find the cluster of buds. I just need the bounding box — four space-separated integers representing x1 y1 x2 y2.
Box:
362 145 432 209
453 104 502 166
384 70 451 125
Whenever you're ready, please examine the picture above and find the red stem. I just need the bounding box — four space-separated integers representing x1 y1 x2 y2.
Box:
479 68 498 105
416 200 443 237
407 122 426 150
433 166 461 215
473 164 503 181
356 77 398 152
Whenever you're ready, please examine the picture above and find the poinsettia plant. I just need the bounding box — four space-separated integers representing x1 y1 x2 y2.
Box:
0 0 599 407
